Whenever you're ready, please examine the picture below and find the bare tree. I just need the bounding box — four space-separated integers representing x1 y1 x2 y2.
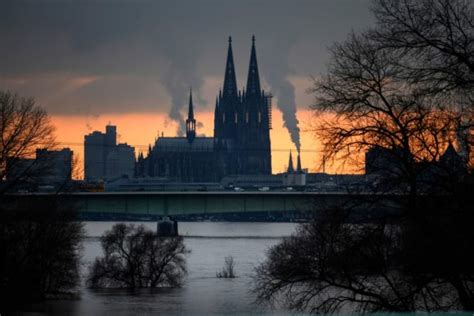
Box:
369 0 474 160
309 0 474 174
310 32 464 196
370 0 474 94
87 223 189 289
255 200 474 313
255 0 474 313
0 91 84 312
0 91 56 193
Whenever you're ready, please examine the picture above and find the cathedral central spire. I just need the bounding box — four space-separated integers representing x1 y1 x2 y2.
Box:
296 153 302 173
246 35 261 98
222 36 238 99
188 87 194 120
186 88 196 143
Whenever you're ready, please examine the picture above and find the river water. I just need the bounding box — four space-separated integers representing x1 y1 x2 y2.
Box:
36 221 301 315
24 221 472 316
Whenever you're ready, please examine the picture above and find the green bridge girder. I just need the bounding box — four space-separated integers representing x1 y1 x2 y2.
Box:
75 192 323 216
4 191 400 219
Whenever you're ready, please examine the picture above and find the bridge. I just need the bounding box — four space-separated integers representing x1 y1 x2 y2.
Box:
4 191 400 221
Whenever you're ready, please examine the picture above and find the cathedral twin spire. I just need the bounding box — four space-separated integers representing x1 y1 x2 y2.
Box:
246 35 261 98
215 35 272 175
222 35 262 101
223 37 238 99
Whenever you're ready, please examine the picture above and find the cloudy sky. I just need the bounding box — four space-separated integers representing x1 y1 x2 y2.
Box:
0 0 373 173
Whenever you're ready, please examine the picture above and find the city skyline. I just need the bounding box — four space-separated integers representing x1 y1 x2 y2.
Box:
0 1 373 176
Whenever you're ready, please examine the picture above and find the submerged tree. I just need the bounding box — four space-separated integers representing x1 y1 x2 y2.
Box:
87 223 189 289
255 0 474 313
216 256 236 279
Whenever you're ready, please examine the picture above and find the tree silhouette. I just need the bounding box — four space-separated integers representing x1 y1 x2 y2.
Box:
0 196 84 310
0 91 83 312
87 223 188 289
255 0 474 313
0 90 57 193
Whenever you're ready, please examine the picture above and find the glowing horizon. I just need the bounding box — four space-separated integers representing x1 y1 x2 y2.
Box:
50 108 341 179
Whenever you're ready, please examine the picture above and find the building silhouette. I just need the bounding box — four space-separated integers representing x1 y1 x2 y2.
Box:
84 125 135 181
283 151 306 186
138 36 272 182
6 148 73 190
365 143 467 192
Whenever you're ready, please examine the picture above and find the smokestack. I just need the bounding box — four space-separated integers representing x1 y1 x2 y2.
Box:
287 150 295 173
296 152 302 173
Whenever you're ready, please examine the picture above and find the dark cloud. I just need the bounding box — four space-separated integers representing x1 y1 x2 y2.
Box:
0 0 373 138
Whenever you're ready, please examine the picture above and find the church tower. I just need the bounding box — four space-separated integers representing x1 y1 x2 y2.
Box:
214 36 240 142
186 88 196 143
214 36 272 176
240 35 272 174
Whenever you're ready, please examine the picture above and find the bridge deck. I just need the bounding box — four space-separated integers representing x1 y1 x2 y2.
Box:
5 191 400 219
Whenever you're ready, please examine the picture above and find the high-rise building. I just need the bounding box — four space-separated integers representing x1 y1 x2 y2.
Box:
84 125 135 181
105 143 135 179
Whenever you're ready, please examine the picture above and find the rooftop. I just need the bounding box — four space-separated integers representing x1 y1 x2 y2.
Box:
155 137 214 152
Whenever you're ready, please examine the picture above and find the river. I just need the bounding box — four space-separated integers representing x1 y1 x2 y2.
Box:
33 221 300 315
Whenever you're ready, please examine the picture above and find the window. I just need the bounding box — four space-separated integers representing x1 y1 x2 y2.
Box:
258 112 262 123
234 112 238 123
246 112 249 123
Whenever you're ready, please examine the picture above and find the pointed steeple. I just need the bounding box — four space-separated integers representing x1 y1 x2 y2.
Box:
186 88 196 143
246 35 261 98
296 153 302 173
222 36 238 99
188 87 194 119
287 151 295 173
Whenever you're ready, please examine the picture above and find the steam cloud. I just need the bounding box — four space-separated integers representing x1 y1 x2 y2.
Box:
271 78 301 152
161 68 187 136
159 39 205 136
264 42 301 153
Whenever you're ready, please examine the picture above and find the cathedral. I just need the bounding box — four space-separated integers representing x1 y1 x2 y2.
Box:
136 36 272 182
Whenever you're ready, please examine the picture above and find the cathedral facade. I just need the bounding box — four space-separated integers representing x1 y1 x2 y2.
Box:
136 36 272 182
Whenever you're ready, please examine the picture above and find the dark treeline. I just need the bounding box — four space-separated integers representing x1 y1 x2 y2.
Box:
255 0 474 313
0 92 189 312
0 91 85 312
0 196 84 310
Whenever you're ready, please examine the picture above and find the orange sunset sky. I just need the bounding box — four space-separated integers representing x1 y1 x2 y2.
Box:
51 108 333 179
1 1 374 180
